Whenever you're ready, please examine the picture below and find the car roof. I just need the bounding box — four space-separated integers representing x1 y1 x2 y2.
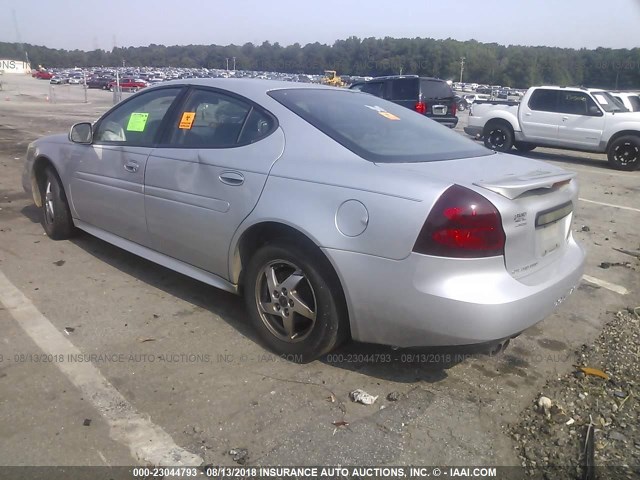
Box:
352 75 444 84
148 77 338 96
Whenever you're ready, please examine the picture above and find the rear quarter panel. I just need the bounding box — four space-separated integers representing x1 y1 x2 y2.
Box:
470 103 521 132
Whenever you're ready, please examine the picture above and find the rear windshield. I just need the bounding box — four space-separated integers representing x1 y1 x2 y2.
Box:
268 89 492 163
420 79 454 99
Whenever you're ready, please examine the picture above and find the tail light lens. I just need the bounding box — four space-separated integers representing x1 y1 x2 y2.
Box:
413 185 505 258
415 101 426 114
451 100 457 116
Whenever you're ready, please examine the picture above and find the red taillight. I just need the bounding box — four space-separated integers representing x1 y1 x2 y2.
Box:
451 101 457 116
415 101 426 114
413 185 505 258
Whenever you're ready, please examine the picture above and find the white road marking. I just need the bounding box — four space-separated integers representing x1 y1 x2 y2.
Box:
579 198 640 213
582 274 629 295
0 269 203 467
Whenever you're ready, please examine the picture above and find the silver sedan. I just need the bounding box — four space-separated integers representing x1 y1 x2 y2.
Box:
23 79 585 362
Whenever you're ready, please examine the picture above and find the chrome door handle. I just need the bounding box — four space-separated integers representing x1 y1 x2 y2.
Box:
219 171 244 186
562 116 569 121
124 161 139 173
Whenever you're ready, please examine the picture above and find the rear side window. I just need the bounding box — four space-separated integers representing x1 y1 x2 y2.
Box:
268 89 491 163
528 89 559 112
166 89 275 148
420 79 454 99
629 95 640 112
388 78 419 100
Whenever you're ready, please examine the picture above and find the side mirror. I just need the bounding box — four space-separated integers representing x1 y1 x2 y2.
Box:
69 122 93 144
588 105 603 117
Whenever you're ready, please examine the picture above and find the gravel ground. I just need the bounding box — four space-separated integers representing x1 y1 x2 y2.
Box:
511 303 640 479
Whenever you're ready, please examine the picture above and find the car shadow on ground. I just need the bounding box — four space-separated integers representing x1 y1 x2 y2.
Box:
319 340 503 383
20 205 497 384
512 150 611 170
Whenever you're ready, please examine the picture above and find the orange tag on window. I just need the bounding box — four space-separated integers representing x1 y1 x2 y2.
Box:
179 112 196 129
378 111 400 120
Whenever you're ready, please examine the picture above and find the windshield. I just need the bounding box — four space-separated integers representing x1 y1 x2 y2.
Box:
591 91 625 112
420 79 454 99
268 89 492 163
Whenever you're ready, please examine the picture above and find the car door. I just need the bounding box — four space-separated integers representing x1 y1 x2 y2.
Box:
556 91 605 148
144 87 284 278
519 88 561 142
68 87 183 245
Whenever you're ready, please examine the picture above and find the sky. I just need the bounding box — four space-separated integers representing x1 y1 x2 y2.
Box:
2 0 640 52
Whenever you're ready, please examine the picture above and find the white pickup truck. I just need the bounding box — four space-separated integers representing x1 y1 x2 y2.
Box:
464 86 640 170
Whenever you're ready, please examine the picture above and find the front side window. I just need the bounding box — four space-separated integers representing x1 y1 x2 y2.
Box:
94 87 182 145
269 88 492 163
167 89 274 148
558 92 598 115
528 89 559 112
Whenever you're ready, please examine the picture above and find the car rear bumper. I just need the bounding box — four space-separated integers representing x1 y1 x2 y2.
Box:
432 116 459 128
464 126 484 137
323 238 585 347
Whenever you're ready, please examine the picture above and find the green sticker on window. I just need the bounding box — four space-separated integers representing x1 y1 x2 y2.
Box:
126 112 149 132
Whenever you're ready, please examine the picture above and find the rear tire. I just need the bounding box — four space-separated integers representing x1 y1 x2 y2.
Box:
483 122 514 152
40 166 77 240
607 135 640 171
243 242 348 363
514 142 536 152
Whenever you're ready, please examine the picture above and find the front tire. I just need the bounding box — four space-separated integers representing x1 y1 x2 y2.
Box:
243 242 348 362
607 135 640 171
40 166 76 240
483 122 514 152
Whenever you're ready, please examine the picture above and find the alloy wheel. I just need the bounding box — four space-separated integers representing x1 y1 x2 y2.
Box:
44 181 55 224
614 142 639 167
254 259 317 342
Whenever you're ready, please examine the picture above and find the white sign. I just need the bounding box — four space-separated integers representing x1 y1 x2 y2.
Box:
0 59 32 74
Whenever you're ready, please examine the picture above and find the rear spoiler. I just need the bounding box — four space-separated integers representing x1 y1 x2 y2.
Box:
474 170 576 199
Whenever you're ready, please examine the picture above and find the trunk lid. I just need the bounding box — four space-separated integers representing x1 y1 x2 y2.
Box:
376 153 578 281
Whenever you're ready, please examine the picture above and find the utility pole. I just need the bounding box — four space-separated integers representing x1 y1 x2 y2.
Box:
12 9 29 70
225 58 229 71
459 57 465 83
232 57 236 71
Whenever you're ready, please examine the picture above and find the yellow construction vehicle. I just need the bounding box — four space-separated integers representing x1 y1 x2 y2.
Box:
321 70 345 87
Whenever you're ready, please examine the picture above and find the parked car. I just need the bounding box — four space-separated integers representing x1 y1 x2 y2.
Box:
107 78 147 91
349 75 459 128
49 76 69 85
455 95 470 111
610 92 640 112
68 75 85 85
34 70 54 80
465 86 640 170
86 76 114 89
464 94 490 104
22 79 584 361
